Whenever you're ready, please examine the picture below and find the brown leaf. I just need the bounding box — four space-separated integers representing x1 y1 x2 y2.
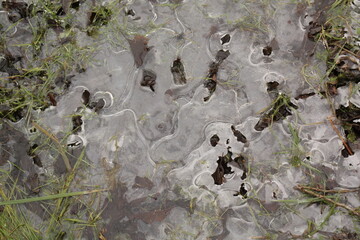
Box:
171 58 187 85
128 35 151 67
47 93 57 106
231 125 247 143
141 69 156 92
210 134 220 147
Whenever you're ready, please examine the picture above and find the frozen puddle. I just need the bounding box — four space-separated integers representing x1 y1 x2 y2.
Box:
5 0 360 239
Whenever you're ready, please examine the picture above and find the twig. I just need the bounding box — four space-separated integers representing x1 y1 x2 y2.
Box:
0 75 20 80
32 121 72 172
298 185 360 194
294 185 360 217
327 117 353 155
332 42 360 58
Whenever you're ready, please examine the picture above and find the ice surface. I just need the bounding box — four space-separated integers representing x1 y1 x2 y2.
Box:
4 0 360 239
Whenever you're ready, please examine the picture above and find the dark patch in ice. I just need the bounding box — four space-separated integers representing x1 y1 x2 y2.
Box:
70 1 81 10
82 90 90 106
132 176 154 190
46 18 64 33
47 92 57 106
248 198 280 214
215 50 230 63
156 122 168 133
0 123 48 218
262 46 272 56
88 6 112 27
233 155 248 180
307 20 325 41
81 90 106 112
231 125 247 143
208 25 219 37
336 105 360 138
292 1 333 61
132 207 172 224
170 58 187 85
128 35 151 68
234 183 247 198
0 103 24 121
336 104 360 156
266 81 279 92
99 183 190 239
67 141 82 148
314 0 335 11
204 50 230 101
32 154 43 168
263 202 280 213
212 148 234 185
25 173 40 194
70 201 86 215
210 134 220 147
221 34 231 45
329 227 359 240
254 94 298 131
295 92 316 100
329 54 360 88
55 74 73 89
54 146 82 175
269 38 279 51
99 183 129 234
28 144 43 168
0 53 21 76
2 1 29 22
92 98 105 113
86 5 113 35
327 83 338 96
341 146 351 158
254 116 272 131
125 9 136 16
141 69 156 92
307 0 332 41
211 161 226 185
203 75 217 102
72 115 83 134
58 0 82 14
317 227 359 240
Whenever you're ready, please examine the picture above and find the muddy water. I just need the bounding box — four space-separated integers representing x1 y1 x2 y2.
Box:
7 0 360 239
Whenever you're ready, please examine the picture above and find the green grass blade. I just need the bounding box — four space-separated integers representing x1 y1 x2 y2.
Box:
0 189 107 206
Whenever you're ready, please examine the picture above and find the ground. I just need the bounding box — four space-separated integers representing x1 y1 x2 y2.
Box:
1 0 360 239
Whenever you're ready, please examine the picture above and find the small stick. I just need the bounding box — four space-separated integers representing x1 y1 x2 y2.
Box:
332 42 360 58
32 121 72 172
0 75 20 80
294 185 360 217
327 117 353 155
297 185 360 194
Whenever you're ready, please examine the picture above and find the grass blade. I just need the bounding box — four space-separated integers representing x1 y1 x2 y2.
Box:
0 189 107 206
